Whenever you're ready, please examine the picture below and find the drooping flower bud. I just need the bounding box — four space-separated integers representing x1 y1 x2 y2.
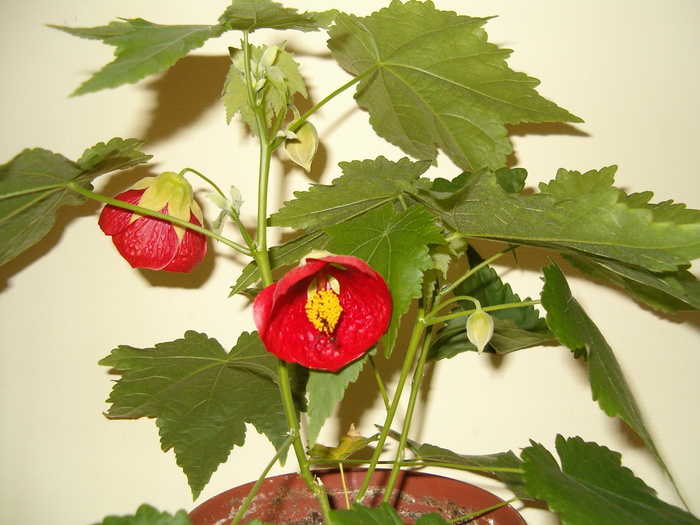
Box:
284 121 319 172
253 253 392 371
466 308 494 354
98 171 207 273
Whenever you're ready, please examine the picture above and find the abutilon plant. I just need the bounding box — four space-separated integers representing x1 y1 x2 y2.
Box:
98 171 207 273
253 252 392 371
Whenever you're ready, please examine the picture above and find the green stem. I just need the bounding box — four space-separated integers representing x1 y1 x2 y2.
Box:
68 183 252 256
448 497 520 524
242 31 333 523
425 299 541 326
437 246 517 300
180 167 226 199
368 355 390 410
382 321 434 503
269 63 382 150
230 435 296 525
356 306 427 503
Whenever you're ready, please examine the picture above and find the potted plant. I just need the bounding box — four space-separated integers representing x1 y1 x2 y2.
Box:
1 0 698 524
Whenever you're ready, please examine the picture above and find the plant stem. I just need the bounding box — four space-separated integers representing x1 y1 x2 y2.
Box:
437 245 517 300
355 305 427 503
425 299 541 326
382 321 434 503
242 31 334 523
68 183 252 256
230 435 296 525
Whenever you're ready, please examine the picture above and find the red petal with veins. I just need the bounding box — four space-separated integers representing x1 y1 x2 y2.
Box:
253 255 392 371
98 189 145 235
162 212 208 273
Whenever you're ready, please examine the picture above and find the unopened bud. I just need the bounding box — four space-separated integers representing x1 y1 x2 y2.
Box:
466 309 494 354
284 121 319 172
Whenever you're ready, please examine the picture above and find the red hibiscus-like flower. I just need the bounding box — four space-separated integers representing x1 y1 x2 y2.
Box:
253 252 392 371
98 171 207 273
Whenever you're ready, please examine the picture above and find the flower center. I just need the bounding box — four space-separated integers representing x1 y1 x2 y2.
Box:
305 285 343 335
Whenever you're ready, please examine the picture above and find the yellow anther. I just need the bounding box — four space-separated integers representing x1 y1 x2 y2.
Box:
305 288 343 335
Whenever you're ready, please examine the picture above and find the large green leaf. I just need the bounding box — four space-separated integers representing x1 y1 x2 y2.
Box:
0 138 151 266
52 20 227 95
429 246 553 359
327 1 581 171
540 263 676 493
521 436 699 525
270 156 432 231
325 203 445 355
96 504 192 525
99 331 294 499
218 0 337 32
414 166 700 273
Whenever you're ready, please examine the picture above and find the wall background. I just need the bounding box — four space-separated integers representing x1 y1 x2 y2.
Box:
1 1 698 524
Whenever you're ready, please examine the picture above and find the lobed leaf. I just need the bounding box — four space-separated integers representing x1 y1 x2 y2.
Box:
327 1 581 171
325 203 445 355
414 166 700 273
96 504 192 525
521 436 700 525
99 331 296 499
52 19 227 95
0 138 151 266
218 0 337 32
270 156 432 231
540 263 676 494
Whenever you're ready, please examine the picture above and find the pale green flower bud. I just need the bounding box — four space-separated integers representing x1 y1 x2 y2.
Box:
284 121 319 172
466 308 494 354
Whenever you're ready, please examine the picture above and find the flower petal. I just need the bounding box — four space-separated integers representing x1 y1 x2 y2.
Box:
111 205 179 270
98 189 145 236
253 254 392 371
161 212 208 273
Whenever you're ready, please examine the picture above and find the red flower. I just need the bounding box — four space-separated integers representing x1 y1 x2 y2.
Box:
98 172 207 273
253 252 392 371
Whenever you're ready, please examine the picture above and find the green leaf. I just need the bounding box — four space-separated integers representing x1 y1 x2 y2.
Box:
96 504 192 525
405 439 526 499
0 138 151 266
270 156 432 231
325 203 445 354
521 436 700 525
329 503 404 525
564 253 700 313
306 357 366 447
219 0 337 32
430 246 553 358
415 166 700 273
52 19 227 95
223 43 307 134
99 331 294 499
540 263 675 493
327 1 581 171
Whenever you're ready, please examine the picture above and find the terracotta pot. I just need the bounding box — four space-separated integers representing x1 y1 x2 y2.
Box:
189 469 526 524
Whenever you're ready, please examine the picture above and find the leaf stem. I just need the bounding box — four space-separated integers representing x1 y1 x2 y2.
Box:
425 299 542 326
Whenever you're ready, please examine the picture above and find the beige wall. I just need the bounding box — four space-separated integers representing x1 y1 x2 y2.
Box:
1 1 698 524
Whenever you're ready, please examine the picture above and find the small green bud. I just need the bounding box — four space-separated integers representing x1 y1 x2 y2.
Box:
284 121 319 172
466 308 494 354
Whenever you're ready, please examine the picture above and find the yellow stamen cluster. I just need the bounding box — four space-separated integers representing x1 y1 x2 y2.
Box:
305 288 343 335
